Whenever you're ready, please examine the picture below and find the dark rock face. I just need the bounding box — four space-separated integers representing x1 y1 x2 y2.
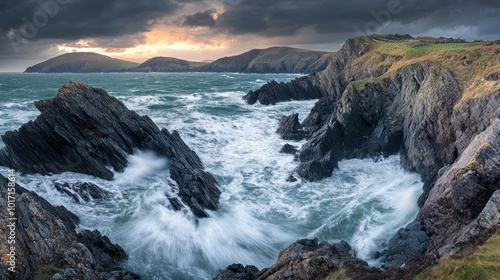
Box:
0 175 139 280
279 144 298 155
276 113 305 141
214 239 359 280
243 77 323 105
244 36 500 274
213 264 259 280
295 119 341 181
54 182 107 203
199 47 332 74
130 57 190 72
486 73 499 81
0 81 220 218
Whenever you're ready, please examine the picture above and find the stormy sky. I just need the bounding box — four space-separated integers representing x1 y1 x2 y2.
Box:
0 0 499 71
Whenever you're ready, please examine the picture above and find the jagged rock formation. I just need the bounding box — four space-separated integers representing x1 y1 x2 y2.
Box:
198 47 332 74
54 182 108 203
214 239 359 280
0 175 139 280
276 113 305 141
234 34 500 277
0 81 221 218
24 52 139 73
243 77 323 105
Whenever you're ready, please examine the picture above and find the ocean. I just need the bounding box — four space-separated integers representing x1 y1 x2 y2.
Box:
0 72 422 279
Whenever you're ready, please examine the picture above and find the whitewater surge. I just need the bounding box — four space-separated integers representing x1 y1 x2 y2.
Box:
0 73 422 279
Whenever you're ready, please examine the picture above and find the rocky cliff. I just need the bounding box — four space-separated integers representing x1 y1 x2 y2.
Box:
0 175 139 280
216 35 500 279
0 81 221 218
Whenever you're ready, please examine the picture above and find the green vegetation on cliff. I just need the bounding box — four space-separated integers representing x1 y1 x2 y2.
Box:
415 234 500 280
349 37 499 103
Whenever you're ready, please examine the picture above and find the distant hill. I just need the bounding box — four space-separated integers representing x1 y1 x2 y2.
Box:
24 52 139 73
129 57 204 72
25 47 334 74
197 47 333 73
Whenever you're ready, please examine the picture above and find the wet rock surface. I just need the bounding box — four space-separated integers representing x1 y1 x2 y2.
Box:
0 81 221 218
54 182 107 203
0 175 139 280
214 239 359 280
383 220 429 268
279 144 298 155
276 113 305 141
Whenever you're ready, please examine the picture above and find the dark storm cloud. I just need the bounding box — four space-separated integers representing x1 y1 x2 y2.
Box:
183 9 217 27
185 0 500 38
0 0 187 40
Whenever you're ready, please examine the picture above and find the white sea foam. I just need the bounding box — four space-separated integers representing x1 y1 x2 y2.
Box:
114 150 169 185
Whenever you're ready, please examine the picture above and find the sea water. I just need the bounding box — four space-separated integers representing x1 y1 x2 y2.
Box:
0 72 422 279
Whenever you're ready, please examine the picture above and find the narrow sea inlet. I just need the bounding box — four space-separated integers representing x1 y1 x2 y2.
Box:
0 73 422 279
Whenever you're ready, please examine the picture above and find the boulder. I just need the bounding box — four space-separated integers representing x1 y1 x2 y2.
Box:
276 113 304 141
0 81 220 218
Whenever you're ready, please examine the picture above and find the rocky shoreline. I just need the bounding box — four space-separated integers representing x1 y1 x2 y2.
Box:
0 175 139 280
214 35 500 279
0 35 498 279
0 81 221 219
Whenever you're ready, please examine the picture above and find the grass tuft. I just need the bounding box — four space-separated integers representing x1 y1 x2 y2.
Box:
414 234 500 280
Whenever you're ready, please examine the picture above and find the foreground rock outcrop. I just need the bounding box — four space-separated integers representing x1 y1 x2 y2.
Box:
214 239 359 280
54 182 108 203
0 174 139 280
0 81 221 218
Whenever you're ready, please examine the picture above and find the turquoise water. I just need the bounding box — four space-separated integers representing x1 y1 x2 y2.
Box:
0 73 422 279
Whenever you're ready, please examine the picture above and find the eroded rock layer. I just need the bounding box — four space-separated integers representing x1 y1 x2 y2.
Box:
0 81 221 218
